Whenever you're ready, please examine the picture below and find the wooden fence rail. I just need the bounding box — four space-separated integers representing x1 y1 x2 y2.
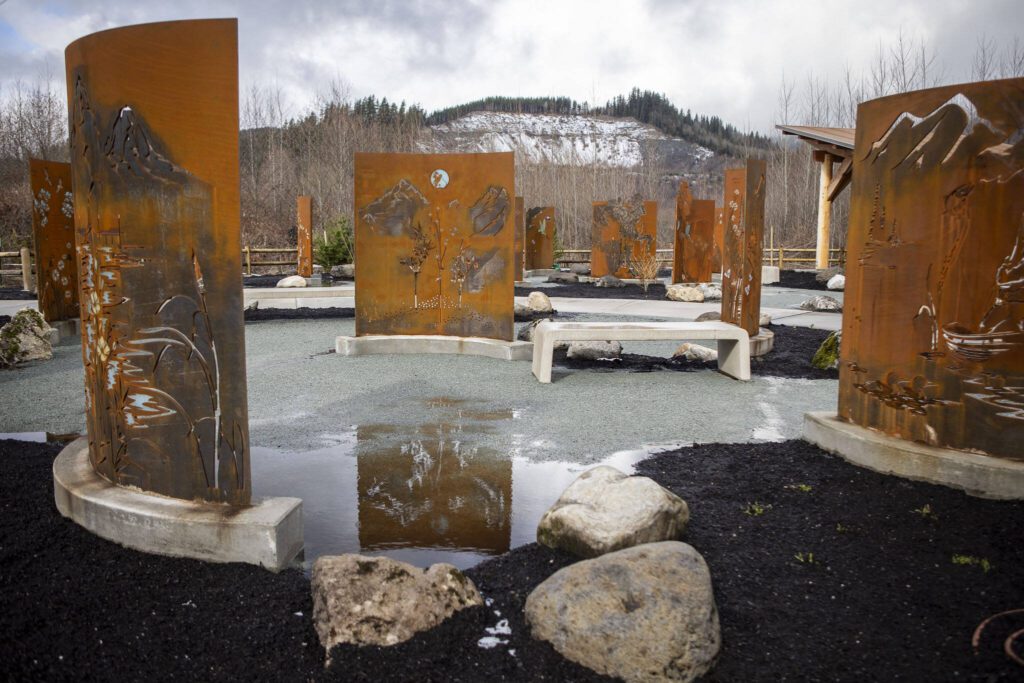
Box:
0 248 34 291
242 246 299 276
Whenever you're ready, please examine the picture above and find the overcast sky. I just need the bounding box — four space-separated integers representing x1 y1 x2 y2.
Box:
1 0 1021 133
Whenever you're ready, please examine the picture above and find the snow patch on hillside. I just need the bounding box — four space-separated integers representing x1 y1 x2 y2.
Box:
425 112 713 168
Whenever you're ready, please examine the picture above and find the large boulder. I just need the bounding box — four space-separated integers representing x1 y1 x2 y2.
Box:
595 274 625 288
697 283 722 301
812 329 842 370
276 275 307 288
666 284 704 302
566 341 622 361
525 542 720 682
517 317 551 342
537 465 689 557
672 342 717 362
526 291 554 313
330 263 355 279
695 311 721 322
798 295 842 312
0 308 53 368
568 263 590 275
815 265 843 285
514 302 534 318
827 274 846 290
311 554 482 652
547 271 578 284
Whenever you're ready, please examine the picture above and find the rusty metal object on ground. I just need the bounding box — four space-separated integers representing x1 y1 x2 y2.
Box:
29 158 78 322
354 152 515 341
839 78 1024 459
65 18 250 504
526 206 555 270
720 160 767 336
591 197 658 279
297 195 313 278
671 180 715 284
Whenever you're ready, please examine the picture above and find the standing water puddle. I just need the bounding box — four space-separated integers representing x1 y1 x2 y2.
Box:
252 398 664 571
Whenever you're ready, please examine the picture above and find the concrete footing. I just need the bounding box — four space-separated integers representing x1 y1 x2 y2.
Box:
803 411 1024 500
53 438 304 570
762 266 780 284
48 318 80 344
335 334 533 361
750 328 774 357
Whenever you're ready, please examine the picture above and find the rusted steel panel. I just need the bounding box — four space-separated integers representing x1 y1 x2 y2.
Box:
671 181 714 283
296 195 313 278
839 79 1024 460
354 152 515 341
29 158 78 322
525 206 555 270
714 204 725 272
591 198 658 279
720 160 767 336
514 195 525 280
356 423 511 554
65 19 250 504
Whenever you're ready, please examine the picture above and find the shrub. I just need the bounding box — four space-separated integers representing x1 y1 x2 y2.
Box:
314 215 354 268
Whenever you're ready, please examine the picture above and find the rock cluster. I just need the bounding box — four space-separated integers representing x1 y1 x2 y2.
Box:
827 274 846 290
0 308 53 369
812 329 842 369
666 284 704 302
525 291 553 313
798 295 842 312
566 340 622 360
594 274 625 288
276 275 307 288
815 266 843 285
329 263 355 279
547 272 578 284
673 342 718 362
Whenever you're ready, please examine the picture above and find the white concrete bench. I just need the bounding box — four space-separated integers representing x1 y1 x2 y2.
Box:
531 320 751 383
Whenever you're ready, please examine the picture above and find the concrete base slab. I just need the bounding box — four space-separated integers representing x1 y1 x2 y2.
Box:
803 412 1024 500
750 328 775 357
53 438 304 570
762 266 780 284
336 335 533 361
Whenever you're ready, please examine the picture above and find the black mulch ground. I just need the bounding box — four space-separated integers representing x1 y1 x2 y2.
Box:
0 314 9 327
766 270 832 291
0 287 36 300
634 440 1024 682
3 438 1022 680
515 282 668 300
556 324 837 381
245 306 355 322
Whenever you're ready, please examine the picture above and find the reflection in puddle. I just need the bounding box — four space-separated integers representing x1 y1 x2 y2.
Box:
251 401 670 571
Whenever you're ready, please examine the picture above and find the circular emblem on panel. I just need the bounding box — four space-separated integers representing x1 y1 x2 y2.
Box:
430 169 449 189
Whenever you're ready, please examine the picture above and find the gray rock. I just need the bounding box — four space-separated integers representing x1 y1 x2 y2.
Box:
827 273 846 290
812 329 842 369
697 283 722 301
547 271 578 284
666 284 704 302
798 295 842 312
245 300 259 312
517 317 551 342
526 291 554 313
569 264 590 275
514 302 533 318
815 266 843 284
566 341 622 361
695 311 721 322
537 465 689 558
0 308 53 368
672 342 717 362
594 274 625 288
525 541 720 682
330 263 355 279
312 554 482 653
276 275 307 288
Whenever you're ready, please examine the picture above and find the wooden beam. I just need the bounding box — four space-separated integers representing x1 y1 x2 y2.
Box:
816 155 834 269
828 157 853 201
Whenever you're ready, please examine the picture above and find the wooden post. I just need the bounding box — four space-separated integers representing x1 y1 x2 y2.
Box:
815 152 834 269
20 247 33 292
778 246 784 271
244 246 251 276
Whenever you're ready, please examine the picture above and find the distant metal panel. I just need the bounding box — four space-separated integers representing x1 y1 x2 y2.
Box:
525 206 555 270
29 158 78 323
671 181 714 284
296 195 313 278
591 198 658 279
721 160 767 336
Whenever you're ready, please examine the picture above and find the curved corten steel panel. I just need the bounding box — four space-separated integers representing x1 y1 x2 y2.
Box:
591 198 657 279
354 152 515 341
65 19 250 504
514 195 525 280
839 78 1024 459
29 158 78 322
671 181 714 284
525 206 555 270
297 195 313 278
720 160 766 336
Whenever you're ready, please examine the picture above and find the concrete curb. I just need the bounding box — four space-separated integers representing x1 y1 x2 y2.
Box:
335 335 533 361
53 438 304 571
803 411 1024 500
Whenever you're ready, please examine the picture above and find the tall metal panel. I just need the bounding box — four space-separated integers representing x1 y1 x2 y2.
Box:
591 198 658 279
29 158 78 322
720 160 766 336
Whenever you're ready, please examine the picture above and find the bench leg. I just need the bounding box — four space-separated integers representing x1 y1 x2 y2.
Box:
717 338 751 381
532 334 555 383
